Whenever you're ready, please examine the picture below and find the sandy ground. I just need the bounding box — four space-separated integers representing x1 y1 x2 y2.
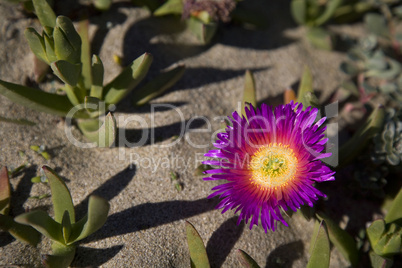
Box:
0 0 351 267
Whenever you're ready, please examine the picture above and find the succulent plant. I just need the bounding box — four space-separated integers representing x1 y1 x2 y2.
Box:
14 166 110 268
340 35 402 105
366 185 402 268
152 0 266 44
372 108 402 166
0 166 42 246
0 0 185 147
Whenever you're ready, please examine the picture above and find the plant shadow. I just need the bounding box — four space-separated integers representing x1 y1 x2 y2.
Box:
71 245 124 267
206 216 245 268
83 197 217 243
265 240 304 268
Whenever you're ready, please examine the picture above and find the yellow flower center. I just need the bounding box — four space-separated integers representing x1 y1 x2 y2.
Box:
249 143 298 189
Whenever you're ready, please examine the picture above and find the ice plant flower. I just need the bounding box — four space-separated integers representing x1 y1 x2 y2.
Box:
203 102 335 232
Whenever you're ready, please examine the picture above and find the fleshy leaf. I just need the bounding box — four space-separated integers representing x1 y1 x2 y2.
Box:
0 79 89 119
306 28 332 51
369 251 394 268
61 211 72 244
153 0 183 16
316 213 359 267
296 66 316 108
0 214 41 246
78 113 116 147
307 220 330 268
90 55 104 99
365 13 390 38
132 64 185 106
43 243 76 268
43 166 75 223
14 210 63 242
236 249 261 268
103 53 153 105
367 219 402 258
185 221 210 268
78 19 92 90
187 17 217 44
68 195 109 243
24 28 48 63
338 106 385 167
314 0 343 26
93 0 112 10
44 33 57 63
32 0 56 30
241 70 257 117
53 16 82 64
0 167 11 215
291 0 306 25
51 60 81 86
385 187 402 225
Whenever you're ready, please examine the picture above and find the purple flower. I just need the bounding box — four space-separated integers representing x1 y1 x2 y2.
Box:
203 102 335 232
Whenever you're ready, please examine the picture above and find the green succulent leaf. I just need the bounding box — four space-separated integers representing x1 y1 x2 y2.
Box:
236 249 261 268
43 243 76 268
296 65 319 109
369 251 394 268
53 16 82 64
367 219 402 258
43 166 75 223
365 13 390 38
84 96 105 115
315 0 343 26
0 214 41 246
132 64 185 106
93 0 112 10
187 17 217 44
90 55 104 99
32 0 56 30
291 0 306 25
69 195 109 243
385 187 402 225
307 220 330 268
14 210 63 242
78 113 116 147
103 53 153 104
153 0 183 16
51 60 82 86
24 28 48 63
316 213 359 267
306 28 332 51
241 70 257 117
43 33 57 63
0 79 89 118
78 19 92 90
185 221 210 268
61 210 72 244
0 167 11 215
338 106 385 167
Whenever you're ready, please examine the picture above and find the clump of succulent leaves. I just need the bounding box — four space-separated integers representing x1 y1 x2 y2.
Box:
0 166 42 247
0 0 185 147
340 35 402 105
366 187 402 268
135 0 266 44
10 166 109 268
372 108 402 166
290 0 402 50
